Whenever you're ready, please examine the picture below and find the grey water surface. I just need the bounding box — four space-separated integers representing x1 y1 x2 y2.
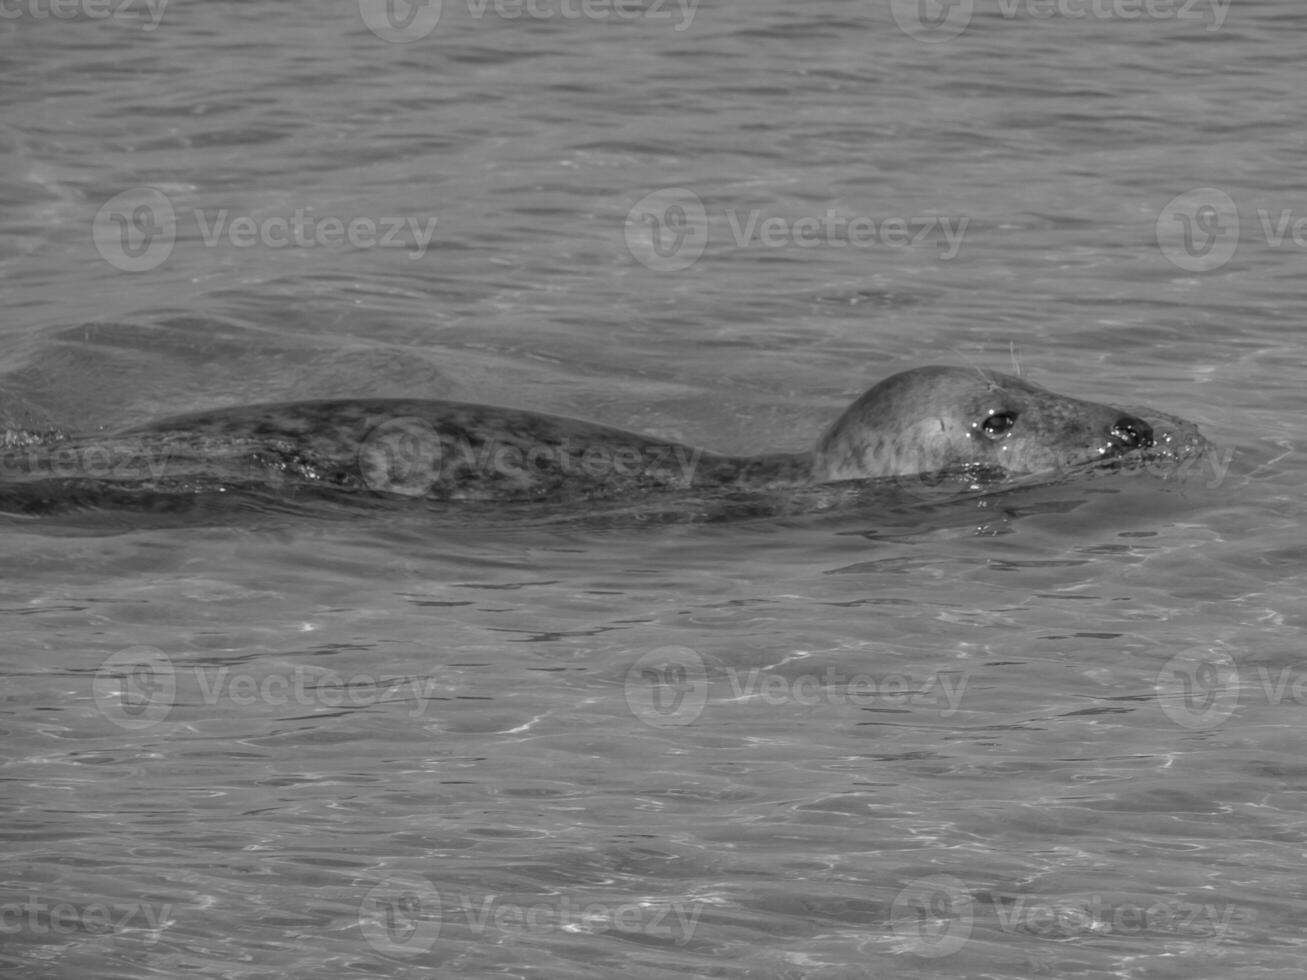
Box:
2 1 1306 977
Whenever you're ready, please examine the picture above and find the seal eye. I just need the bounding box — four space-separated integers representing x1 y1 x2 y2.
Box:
980 411 1017 438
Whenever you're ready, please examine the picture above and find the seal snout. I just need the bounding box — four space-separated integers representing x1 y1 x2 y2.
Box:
1107 414 1153 453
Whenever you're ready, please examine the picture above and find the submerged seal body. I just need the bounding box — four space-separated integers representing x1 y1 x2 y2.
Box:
0 367 1207 508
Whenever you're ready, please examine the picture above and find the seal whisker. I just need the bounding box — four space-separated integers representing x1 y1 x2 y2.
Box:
950 349 1003 394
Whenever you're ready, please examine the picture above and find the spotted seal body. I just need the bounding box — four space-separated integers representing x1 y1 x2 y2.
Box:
0 367 1207 507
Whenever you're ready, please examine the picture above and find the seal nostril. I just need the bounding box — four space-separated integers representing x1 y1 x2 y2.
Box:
1110 415 1154 451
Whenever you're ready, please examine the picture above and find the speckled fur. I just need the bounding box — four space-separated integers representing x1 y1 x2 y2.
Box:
0 367 1209 506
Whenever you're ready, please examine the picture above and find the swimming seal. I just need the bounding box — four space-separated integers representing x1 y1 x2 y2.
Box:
0 366 1207 508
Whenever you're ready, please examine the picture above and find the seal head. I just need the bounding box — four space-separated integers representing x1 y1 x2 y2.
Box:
811 366 1155 482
